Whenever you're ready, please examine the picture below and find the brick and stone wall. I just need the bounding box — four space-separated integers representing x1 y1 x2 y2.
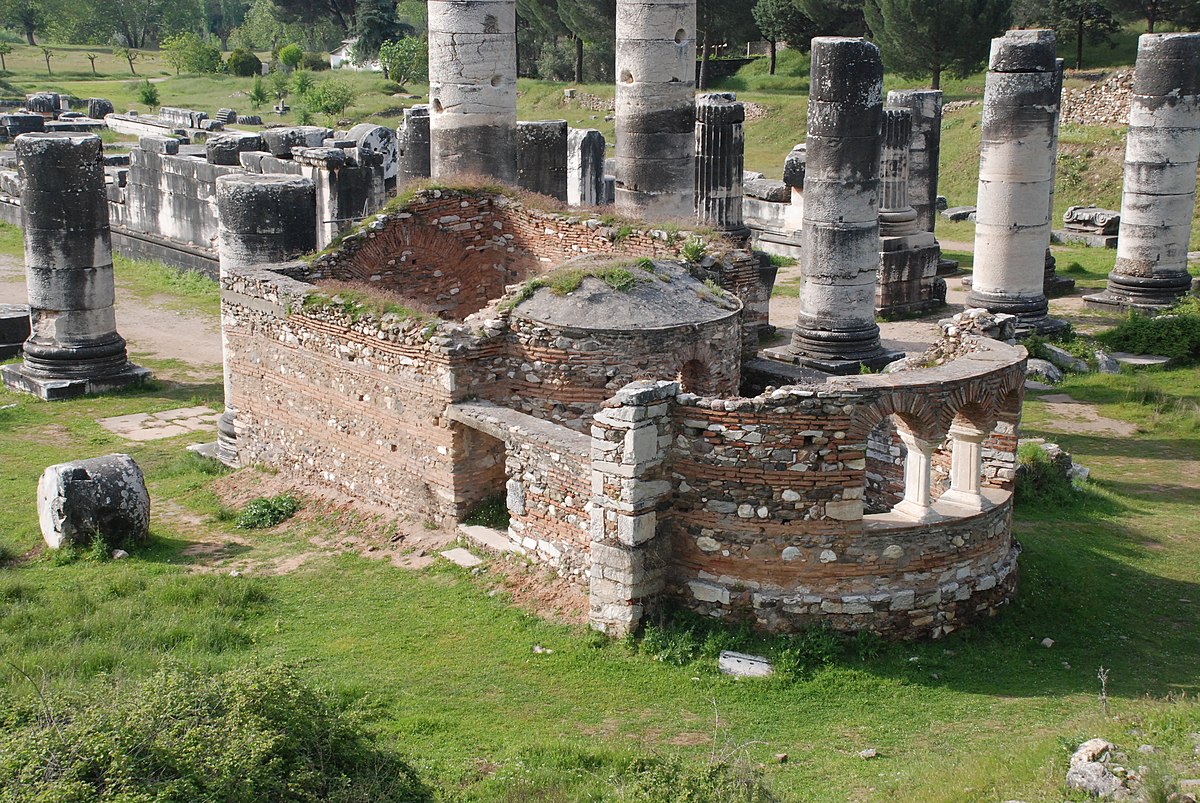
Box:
306 188 768 350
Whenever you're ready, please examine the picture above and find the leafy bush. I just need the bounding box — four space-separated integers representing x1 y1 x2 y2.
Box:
619 756 777 802
227 48 264 77
279 43 304 70
773 624 844 681
292 69 315 97
132 78 159 108
301 51 330 71
305 77 357 119
0 663 431 802
161 32 223 74
237 493 301 529
378 36 428 85
1014 442 1076 509
1097 297 1200 363
680 237 707 263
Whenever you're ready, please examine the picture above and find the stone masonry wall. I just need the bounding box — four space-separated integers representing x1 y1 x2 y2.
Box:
307 188 767 352
222 265 498 522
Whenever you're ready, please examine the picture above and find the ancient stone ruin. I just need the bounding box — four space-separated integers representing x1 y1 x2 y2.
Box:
1085 32 1200 312
1 132 149 400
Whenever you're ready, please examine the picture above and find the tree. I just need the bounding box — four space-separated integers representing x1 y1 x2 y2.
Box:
0 42 13 72
207 0 248 50
753 0 816 74
1034 0 1120 69
796 0 867 35
1 0 51 45
557 0 617 83
279 42 303 69
1109 0 1193 31
353 0 413 62
40 45 50 75
865 0 1011 89
163 32 225 74
698 0 758 88
86 51 97 75
378 35 427 84
271 0 358 33
305 76 356 120
114 46 140 75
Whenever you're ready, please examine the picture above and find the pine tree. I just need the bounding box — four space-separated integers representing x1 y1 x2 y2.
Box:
865 0 1012 90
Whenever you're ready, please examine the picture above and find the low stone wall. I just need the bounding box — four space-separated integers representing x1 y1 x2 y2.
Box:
588 337 1027 638
1061 70 1132 127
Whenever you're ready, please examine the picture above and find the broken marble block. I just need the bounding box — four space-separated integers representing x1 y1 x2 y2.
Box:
37 454 150 549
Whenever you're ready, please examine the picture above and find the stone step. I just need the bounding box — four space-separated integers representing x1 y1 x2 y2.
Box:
458 524 518 554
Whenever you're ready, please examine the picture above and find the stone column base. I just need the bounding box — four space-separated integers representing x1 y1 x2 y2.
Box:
1 361 150 401
760 343 905 375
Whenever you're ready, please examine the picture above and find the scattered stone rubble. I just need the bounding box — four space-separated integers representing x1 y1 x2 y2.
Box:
1061 70 1134 126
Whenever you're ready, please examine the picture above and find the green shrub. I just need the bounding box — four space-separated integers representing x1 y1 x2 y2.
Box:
619 755 777 802
301 51 330 71
227 48 263 77
279 43 304 70
1014 442 1076 509
161 32 223 74
132 78 159 108
248 75 271 109
0 663 431 802
1097 297 1200 363
292 69 316 97
773 624 844 681
680 237 707 263
237 493 301 529
305 77 357 119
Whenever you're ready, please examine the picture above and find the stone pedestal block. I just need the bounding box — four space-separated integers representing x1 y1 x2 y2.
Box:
695 92 747 237
614 0 697 219
516 120 568 201
347 122 399 182
967 29 1067 335
37 453 150 549
428 0 517 183
0 303 30 358
1 133 149 400
1085 33 1200 312
567 127 606 206
398 105 431 182
785 38 898 371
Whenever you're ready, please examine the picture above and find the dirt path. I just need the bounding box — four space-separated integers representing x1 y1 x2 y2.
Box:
0 255 222 367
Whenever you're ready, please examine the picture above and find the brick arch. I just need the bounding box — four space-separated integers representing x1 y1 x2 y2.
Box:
323 222 534 320
850 391 951 444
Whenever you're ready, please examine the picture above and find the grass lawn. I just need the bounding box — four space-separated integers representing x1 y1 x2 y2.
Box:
4 261 1200 800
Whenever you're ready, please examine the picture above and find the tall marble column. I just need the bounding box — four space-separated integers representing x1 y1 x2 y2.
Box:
615 0 697 219
966 29 1066 335
1085 33 1200 312
1 132 149 400
214 174 316 466
694 92 747 237
785 37 897 371
427 0 517 183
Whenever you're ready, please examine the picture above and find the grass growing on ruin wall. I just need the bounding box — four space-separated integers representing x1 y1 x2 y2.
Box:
301 280 438 327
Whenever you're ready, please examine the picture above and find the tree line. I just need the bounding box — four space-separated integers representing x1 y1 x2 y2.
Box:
1 0 1195 88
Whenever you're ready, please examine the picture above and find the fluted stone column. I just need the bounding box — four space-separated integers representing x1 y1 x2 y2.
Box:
694 92 747 237
615 0 697 219
966 29 1066 335
1044 58 1076 296
2 133 149 400
398 104 431 183
516 120 568 202
885 89 942 234
427 0 517 183
876 107 941 316
1085 33 1200 312
785 37 896 370
567 127 606 206
214 174 316 466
